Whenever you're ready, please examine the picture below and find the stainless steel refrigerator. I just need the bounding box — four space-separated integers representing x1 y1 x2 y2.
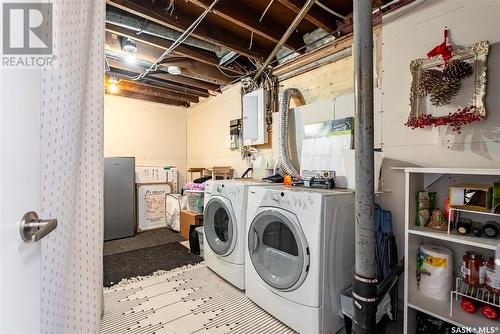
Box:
104 157 136 241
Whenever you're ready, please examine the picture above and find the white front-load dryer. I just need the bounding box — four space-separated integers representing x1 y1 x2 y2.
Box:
245 186 355 334
203 179 270 290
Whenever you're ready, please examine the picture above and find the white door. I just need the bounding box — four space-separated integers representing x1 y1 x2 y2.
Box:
0 1 105 332
0 68 44 333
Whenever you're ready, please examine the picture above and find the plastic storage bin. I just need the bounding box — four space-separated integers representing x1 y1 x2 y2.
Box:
195 226 204 258
185 190 205 213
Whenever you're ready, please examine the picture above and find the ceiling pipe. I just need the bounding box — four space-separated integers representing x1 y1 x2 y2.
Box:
106 7 227 57
352 0 377 333
254 0 317 81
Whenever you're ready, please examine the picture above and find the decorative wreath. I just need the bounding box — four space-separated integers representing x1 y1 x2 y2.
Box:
405 31 489 133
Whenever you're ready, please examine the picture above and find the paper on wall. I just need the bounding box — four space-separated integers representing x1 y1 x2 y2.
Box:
300 117 353 184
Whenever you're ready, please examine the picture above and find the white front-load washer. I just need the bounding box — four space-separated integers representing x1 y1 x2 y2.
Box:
245 186 355 334
203 179 270 290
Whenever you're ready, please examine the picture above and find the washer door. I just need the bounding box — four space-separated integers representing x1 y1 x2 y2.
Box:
248 209 309 291
204 197 237 256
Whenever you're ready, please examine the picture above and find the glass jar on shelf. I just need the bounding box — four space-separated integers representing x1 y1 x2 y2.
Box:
462 252 486 288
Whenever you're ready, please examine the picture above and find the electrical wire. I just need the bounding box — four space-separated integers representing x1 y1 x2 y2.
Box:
316 1 347 19
216 65 245 78
259 0 275 22
132 0 220 81
136 18 148 35
249 31 254 50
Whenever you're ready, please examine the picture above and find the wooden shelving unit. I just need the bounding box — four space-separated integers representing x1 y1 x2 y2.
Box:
398 167 500 333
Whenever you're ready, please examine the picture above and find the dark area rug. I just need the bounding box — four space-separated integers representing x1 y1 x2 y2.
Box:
103 242 203 287
103 228 185 256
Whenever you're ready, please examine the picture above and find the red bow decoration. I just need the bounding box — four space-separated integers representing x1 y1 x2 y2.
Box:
427 30 453 61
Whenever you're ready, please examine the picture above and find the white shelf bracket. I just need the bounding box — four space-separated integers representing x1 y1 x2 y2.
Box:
424 173 445 189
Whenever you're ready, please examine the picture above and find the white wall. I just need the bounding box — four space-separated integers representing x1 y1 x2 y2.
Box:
187 84 250 177
186 56 359 177
104 95 188 186
379 0 500 298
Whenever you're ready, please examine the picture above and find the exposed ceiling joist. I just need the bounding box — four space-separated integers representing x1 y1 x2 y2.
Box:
159 57 237 85
277 0 338 32
187 0 304 51
106 6 222 54
255 0 317 80
105 31 234 85
108 89 190 107
117 80 200 103
108 67 211 98
107 58 221 91
106 0 271 61
106 23 245 75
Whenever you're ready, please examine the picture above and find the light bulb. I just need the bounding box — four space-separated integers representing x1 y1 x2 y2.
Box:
125 53 136 64
108 83 118 93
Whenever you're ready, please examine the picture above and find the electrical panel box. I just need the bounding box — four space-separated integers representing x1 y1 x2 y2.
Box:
243 88 268 146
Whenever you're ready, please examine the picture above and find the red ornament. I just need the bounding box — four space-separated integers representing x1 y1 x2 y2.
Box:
405 106 482 133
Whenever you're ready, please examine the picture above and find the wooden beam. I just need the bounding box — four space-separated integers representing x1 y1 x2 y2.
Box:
277 0 337 33
106 89 190 107
107 0 270 61
108 68 211 98
106 22 245 75
187 0 303 51
273 26 382 77
150 71 221 91
107 58 221 91
160 57 236 85
117 80 200 103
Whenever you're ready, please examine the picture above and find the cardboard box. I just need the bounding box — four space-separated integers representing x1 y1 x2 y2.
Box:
449 184 492 212
180 210 203 239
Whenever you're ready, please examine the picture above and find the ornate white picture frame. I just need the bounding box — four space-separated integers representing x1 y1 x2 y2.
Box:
409 41 489 120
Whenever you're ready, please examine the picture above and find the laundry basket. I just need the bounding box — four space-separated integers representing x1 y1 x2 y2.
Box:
165 193 184 232
195 226 204 258
185 190 205 213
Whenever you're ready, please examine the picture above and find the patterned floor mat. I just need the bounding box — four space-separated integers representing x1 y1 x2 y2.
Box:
101 263 295 334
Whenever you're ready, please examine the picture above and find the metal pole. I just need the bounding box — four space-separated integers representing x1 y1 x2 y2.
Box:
352 0 377 333
254 0 317 81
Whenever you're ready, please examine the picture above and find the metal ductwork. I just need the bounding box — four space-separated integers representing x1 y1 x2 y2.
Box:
279 88 304 178
106 7 227 57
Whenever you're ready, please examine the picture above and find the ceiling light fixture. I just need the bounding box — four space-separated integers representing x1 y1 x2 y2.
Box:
122 39 138 53
108 83 119 93
107 76 119 93
108 76 119 84
167 65 181 75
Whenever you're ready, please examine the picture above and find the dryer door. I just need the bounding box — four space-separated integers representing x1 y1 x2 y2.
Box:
248 209 309 291
204 197 237 256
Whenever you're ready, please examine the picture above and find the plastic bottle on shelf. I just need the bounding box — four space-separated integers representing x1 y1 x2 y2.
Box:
252 155 267 180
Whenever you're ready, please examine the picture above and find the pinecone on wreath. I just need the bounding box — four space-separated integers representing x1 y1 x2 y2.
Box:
443 60 473 80
430 77 461 106
417 69 444 96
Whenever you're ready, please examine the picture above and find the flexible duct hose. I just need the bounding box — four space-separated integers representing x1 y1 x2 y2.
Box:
279 88 305 178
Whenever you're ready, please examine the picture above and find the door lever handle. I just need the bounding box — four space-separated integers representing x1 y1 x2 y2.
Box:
20 211 58 242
